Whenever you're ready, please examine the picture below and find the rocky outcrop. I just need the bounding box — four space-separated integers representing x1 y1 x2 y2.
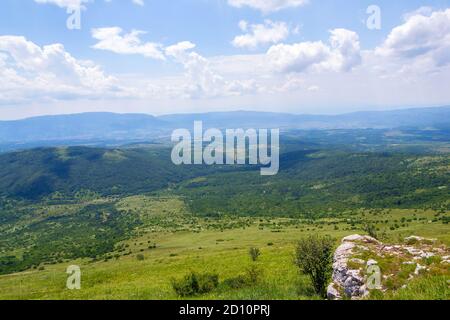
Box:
327 234 449 300
327 235 379 300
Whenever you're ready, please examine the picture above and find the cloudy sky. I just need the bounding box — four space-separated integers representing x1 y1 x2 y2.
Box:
0 0 450 119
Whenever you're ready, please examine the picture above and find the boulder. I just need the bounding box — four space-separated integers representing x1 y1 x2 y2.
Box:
327 234 448 300
405 236 437 243
367 259 378 266
327 283 341 300
342 234 380 244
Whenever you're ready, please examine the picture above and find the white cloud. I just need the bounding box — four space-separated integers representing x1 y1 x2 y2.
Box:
34 0 87 8
5 6 450 115
164 41 196 58
91 27 165 60
327 28 362 72
228 0 308 14
105 0 145 6
0 35 126 104
267 41 330 73
376 8 450 69
267 28 361 73
232 20 289 49
165 42 261 99
402 6 433 21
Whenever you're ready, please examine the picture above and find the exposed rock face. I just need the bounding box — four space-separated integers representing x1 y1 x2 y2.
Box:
327 234 449 300
405 236 437 244
342 234 380 244
327 235 375 300
442 256 450 264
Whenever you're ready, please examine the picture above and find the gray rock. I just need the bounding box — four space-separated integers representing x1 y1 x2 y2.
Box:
327 283 341 300
420 252 435 259
414 264 426 275
405 236 437 243
367 259 378 266
343 234 380 244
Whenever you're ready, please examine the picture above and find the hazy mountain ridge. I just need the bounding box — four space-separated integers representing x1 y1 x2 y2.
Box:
0 107 449 148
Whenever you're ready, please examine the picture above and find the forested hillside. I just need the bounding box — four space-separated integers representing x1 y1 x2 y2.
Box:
0 146 248 200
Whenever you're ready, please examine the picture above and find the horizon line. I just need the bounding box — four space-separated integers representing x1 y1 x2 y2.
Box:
1 105 449 122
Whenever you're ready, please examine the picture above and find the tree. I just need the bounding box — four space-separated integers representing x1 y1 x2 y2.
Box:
294 235 335 298
363 221 378 239
249 247 261 262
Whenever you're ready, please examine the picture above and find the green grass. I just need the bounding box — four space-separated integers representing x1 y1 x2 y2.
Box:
373 276 450 300
0 226 309 299
0 204 448 300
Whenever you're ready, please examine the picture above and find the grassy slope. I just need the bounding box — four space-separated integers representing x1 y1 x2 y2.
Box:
0 197 448 300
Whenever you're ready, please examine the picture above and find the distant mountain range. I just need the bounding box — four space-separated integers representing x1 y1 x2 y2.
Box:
0 106 449 150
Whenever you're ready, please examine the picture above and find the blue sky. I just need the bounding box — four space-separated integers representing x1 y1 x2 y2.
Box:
1 0 450 119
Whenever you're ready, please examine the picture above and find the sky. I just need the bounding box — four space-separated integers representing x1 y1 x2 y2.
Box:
0 0 450 120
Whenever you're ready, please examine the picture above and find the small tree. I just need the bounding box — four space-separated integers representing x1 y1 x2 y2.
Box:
171 272 219 297
249 247 261 262
136 254 145 261
294 235 335 298
363 221 378 239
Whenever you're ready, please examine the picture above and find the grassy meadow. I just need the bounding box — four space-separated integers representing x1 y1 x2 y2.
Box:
0 195 448 300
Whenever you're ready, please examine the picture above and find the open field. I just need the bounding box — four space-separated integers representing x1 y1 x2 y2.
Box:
0 196 448 300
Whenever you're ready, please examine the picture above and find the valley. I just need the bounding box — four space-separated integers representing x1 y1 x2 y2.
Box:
0 133 448 299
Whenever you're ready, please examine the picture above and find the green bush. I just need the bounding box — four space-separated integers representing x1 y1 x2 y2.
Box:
246 265 262 284
363 222 378 239
136 254 145 261
294 235 335 298
224 265 263 289
223 275 248 289
171 272 219 297
249 247 261 262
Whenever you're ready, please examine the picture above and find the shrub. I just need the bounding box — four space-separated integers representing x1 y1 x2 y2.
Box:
224 275 248 289
249 247 261 262
363 221 378 239
171 272 219 297
224 265 263 289
294 235 335 298
136 254 145 261
246 264 262 284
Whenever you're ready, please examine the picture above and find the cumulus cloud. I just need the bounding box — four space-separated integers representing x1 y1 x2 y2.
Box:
165 42 261 99
327 28 362 72
0 35 125 104
376 8 450 69
267 28 361 73
91 27 165 60
8 6 450 110
227 0 308 13
267 41 329 73
232 20 289 49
